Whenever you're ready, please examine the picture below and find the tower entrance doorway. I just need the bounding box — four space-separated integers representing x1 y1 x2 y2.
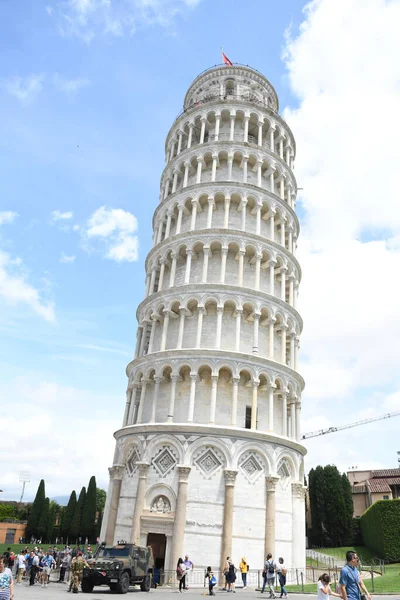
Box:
147 533 166 584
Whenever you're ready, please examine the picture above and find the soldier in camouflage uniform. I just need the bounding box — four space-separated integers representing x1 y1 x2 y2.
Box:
69 551 90 594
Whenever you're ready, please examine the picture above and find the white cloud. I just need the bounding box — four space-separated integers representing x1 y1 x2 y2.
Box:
283 0 400 471
51 210 74 222
60 253 76 263
0 211 18 225
53 73 89 95
4 74 45 104
85 205 139 262
0 250 55 322
0 377 120 500
49 0 202 42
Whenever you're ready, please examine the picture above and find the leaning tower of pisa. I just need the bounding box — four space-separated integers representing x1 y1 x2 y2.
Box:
101 64 306 578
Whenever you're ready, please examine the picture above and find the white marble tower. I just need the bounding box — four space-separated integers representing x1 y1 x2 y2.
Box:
101 64 306 578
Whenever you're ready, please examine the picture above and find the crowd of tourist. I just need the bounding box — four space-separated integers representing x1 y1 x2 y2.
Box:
0 544 94 598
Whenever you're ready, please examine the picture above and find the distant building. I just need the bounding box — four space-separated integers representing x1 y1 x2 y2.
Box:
347 468 400 517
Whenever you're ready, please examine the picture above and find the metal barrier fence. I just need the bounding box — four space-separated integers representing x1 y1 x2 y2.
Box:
153 568 307 589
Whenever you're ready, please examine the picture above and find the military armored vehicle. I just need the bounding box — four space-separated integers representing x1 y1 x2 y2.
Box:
82 541 153 594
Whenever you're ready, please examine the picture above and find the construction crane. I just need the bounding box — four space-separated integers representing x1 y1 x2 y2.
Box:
302 411 400 440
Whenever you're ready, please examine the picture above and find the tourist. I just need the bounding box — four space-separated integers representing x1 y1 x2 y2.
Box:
318 573 342 600
224 557 237 593
261 553 276 598
16 551 25 584
276 557 287 598
339 551 371 600
59 549 71 583
184 554 194 590
176 558 187 593
30 552 39 586
42 551 55 586
239 557 249 589
205 566 216 596
0 556 14 600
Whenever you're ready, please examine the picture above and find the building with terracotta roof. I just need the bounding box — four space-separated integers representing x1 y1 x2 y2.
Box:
347 468 400 517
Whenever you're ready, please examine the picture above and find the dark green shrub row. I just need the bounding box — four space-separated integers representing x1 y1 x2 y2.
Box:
360 498 400 559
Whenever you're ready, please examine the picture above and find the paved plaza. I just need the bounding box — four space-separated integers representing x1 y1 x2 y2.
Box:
12 584 400 600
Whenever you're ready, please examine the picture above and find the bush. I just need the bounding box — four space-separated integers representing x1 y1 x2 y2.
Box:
360 498 400 559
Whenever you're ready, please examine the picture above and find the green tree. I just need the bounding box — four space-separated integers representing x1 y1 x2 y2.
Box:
96 488 106 514
308 466 326 545
37 497 50 541
342 472 354 543
82 476 97 541
26 479 46 540
46 501 60 543
323 465 347 546
61 491 77 542
70 486 86 542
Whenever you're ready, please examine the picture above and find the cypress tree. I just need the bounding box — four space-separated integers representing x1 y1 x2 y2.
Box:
70 487 86 542
323 465 347 546
61 491 77 542
37 497 50 541
46 501 59 543
342 472 354 543
308 466 326 545
26 479 46 540
82 476 97 541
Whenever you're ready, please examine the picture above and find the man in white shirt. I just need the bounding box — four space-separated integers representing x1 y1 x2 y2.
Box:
16 551 25 584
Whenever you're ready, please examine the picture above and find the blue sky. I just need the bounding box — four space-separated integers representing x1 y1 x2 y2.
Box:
2 0 400 501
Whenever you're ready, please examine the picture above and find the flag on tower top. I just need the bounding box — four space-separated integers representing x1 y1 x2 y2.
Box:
222 51 232 66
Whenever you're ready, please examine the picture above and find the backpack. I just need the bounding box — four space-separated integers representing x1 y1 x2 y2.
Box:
176 565 183 578
281 567 287 576
268 561 275 574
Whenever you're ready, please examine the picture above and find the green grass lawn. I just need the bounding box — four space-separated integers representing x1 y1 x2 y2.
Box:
316 546 377 564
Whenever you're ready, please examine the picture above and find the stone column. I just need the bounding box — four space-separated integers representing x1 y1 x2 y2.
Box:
196 157 203 184
209 374 218 423
219 470 238 583
267 385 275 431
211 153 218 181
177 308 186 349
281 391 287 436
290 332 295 368
167 375 179 423
240 199 247 231
269 260 276 295
216 306 223 349
200 118 206 144
147 316 159 354
134 327 143 359
187 124 193 149
169 253 177 287
136 379 148 423
289 399 296 439
242 156 248 183
187 373 198 422
227 153 233 180
251 380 259 429
289 275 295 306
207 197 214 228
269 211 275 242
183 162 190 188
176 205 184 234
122 387 132 427
172 169 179 194
253 312 260 354
229 114 235 141
264 476 279 558
294 337 299 370
127 384 138 424
160 310 170 351
215 114 221 141
257 160 262 187
184 250 192 284
149 268 157 295
150 377 162 422
235 309 242 352
196 305 204 347
220 248 228 283
280 267 287 301
170 466 191 571
202 246 210 282
244 116 249 143
255 253 262 290
280 218 286 246
269 127 276 151
258 121 263 146
295 402 301 441
256 204 261 235
190 199 198 230
104 465 124 545
291 483 306 569
281 325 287 364
163 178 171 199
268 318 275 360
138 322 148 357
231 377 239 426
224 196 231 228
177 130 183 154
130 462 150 544
238 250 245 286
158 259 166 291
